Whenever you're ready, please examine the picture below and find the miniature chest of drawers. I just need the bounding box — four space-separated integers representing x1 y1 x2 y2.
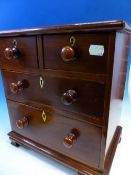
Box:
0 20 131 175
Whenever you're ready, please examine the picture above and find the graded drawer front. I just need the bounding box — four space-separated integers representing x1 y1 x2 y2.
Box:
43 33 109 74
7 100 102 169
0 36 38 69
3 70 105 119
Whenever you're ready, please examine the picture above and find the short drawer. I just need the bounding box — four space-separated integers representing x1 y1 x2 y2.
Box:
2 70 105 119
0 36 38 69
7 100 102 169
43 33 109 74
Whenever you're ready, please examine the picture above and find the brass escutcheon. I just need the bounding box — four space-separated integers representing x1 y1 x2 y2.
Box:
70 36 76 46
42 110 46 123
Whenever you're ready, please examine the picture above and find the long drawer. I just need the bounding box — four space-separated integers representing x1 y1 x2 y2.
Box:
7 100 102 169
2 70 105 119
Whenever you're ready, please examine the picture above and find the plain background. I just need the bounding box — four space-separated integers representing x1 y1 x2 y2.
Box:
0 1 131 175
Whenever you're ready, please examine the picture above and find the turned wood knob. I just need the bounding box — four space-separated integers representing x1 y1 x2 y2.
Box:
4 46 19 60
10 81 23 94
63 128 80 148
16 116 29 129
61 46 76 62
62 89 77 105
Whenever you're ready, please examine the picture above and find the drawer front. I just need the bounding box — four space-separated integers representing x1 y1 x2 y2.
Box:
43 33 109 74
0 36 38 69
3 70 105 119
8 100 102 168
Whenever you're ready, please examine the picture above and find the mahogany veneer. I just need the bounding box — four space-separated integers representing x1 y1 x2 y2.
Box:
0 20 131 175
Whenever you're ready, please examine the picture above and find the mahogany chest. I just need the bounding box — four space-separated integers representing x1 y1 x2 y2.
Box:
0 20 131 175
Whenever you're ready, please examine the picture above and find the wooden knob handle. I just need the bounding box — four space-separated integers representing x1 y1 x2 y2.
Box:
4 46 19 60
62 90 77 105
16 116 29 129
61 46 76 62
63 128 80 148
10 81 23 94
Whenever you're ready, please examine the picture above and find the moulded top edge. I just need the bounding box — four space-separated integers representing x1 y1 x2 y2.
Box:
0 20 131 37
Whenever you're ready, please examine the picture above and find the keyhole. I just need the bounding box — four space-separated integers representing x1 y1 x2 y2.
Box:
13 40 17 47
70 36 76 47
40 76 44 88
42 110 46 123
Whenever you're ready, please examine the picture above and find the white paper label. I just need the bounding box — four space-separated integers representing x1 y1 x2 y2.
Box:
89 45 104 56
